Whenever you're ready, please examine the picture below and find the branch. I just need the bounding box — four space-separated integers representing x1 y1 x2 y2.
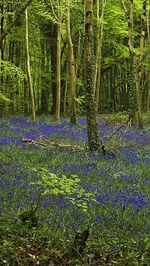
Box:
121 0 129 18
49 0 59 23
22 137 86 151
0 0 33 47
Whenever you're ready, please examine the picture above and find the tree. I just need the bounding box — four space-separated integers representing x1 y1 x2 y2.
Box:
55 20 61 122
147 0 150 110
121 0 146 128
0 0 4 88
45 0 62 122
66 0 77 124
94 0 106 112
0 0 149 121
25 7 36 122
84 0 100 151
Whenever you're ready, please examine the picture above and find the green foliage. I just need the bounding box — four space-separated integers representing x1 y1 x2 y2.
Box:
0 116 150 264
114 43 129 59
33 1 58 24
75 95 85 114
31 167 96 212
0 60 26 91
0 92 11 103
75 96 85 105
18 207 38 227
33 0 68 24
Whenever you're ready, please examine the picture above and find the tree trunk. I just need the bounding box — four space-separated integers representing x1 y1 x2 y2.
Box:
94 0 106 112
55 23 61 122
0 1 4 88
40 33 50 115
147 0 150 110
50 23 57 115
66 0 77 124
84 0 100 152
40 43 49 114
25 8 36 122
121 0 145 128
0 1 4 61
136 0 146 127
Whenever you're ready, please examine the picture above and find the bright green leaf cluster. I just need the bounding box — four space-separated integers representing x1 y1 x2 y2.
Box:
31 167 96 212
0 60 26 91
0 92 11 103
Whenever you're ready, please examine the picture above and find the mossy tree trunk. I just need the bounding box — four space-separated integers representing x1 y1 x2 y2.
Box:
25 7 36 122
136 0 146 127
0 1 4 62
94 0 106 113
40 41 49 115
66 0 77 124
55 23 61 122
121 0 146 128
0 0 4 89
50 24 57 116
147 0 150 110
84 0 100 152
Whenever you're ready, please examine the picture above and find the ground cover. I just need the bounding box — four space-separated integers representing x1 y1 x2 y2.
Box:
0 115 150 265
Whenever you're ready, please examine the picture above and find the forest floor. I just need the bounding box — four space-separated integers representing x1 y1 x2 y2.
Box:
0 113 150 265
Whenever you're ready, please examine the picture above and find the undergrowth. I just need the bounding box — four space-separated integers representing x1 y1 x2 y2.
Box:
0 114 150 265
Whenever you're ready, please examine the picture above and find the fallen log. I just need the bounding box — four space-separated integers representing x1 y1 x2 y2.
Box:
22 137 87 152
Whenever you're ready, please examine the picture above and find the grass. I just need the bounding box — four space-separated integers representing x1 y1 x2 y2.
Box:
0 114 150 265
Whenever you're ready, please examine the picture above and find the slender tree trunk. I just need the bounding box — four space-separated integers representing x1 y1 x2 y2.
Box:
147 0 150 110
136 0 146 127
40 31 50 115
0 0 4 117
121 0 145 128
94 0 106 112
25 8 36 122
84 0 101 152
63 62 68 116
0 1 4 61
40 41 48 114
66 0 77 124
50 23 57 115
55 23 61 121
76 28 81 76
127 0 137 125
0 1 4 89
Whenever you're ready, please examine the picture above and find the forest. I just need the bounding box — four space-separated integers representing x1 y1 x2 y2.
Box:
0 0 150 265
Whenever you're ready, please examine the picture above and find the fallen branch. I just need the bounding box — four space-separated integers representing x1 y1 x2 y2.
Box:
22 137 87 151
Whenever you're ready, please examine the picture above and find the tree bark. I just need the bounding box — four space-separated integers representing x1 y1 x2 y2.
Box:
136 0 146 127
55 23 61 122
147 0 150 110
121 0 145 128
0 1 4 88
66 0 77 124
0 1 4 61
94 0 106 112
50 23 57 115
40 42 49 114
84 0 100 152
25 8 36 122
